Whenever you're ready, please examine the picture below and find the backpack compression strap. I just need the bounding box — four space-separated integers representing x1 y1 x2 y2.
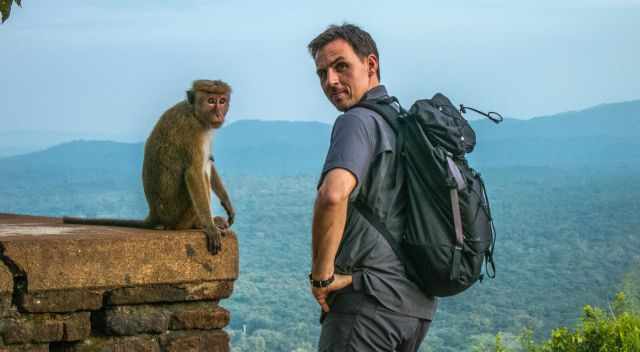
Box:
446 156 466 280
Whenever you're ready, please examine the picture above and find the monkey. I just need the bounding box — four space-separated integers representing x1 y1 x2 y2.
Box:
63 80 235 255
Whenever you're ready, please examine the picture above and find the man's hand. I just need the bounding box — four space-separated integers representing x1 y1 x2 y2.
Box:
311 274 353 313
310 168 357 313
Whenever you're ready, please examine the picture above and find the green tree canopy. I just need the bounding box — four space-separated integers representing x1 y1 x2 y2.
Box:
0 0 21 23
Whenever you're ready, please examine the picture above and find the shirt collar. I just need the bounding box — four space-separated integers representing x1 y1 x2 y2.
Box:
362 85 388 102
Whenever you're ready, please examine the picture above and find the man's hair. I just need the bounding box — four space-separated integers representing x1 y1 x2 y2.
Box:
308 23 380 80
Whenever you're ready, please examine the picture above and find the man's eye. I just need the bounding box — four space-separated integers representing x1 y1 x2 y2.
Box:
208 98 216 104
336 62 347 71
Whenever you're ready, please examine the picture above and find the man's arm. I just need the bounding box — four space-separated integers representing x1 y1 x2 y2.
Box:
311 168 356 312
310 113 374 312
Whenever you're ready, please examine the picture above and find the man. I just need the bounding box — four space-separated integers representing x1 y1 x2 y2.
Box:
308 24 437 352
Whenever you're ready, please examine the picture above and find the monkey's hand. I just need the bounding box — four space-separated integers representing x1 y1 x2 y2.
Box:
221 201 235 227
213 216 230 230
204 226 222 255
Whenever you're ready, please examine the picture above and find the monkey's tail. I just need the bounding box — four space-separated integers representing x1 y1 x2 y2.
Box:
62 216 156 229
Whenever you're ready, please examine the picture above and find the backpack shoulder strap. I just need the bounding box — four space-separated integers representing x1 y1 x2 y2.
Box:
352 199 406 263
351 96 407 263
353 96 403 135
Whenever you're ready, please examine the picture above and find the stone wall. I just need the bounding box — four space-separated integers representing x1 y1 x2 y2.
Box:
0 214 239 352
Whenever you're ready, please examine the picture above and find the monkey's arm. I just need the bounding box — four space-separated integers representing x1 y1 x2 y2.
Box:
210 163 235 226
185 166 222 254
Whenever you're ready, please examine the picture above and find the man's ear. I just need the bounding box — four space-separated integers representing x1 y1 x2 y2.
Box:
367 54 379 77
186 90 195 104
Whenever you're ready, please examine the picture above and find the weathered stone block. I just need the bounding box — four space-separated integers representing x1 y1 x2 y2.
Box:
1 316 62 344
52 335 160 352
95 305 169 336
0 343 49 352
0 262 13 318
0 312 90 344
0 297 14 320
62 313 92 342
0 215 237 352
0 262 13 294
19 290 103 313
159 330 229 352
106 280 234 305
0 215 238 294
168 302 229 330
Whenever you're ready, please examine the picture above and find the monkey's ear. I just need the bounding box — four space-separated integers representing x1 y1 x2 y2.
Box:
186 90 195 104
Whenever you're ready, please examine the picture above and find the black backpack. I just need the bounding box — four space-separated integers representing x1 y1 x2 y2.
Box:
353 93 501 297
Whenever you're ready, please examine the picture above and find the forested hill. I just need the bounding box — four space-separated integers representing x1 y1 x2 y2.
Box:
1 100 639 352
214 120 331 176
1 98 638 180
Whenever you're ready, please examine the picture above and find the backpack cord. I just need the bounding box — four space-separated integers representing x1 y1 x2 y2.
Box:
459 104 504 124
478 175 497 279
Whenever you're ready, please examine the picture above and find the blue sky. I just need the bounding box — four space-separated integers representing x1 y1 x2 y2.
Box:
1 0 639 142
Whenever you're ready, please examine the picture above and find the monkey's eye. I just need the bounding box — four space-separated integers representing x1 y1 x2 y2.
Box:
219 98 226 104
208 97 216 104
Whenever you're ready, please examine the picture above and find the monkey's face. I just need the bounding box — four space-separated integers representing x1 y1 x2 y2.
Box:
195 92 230 128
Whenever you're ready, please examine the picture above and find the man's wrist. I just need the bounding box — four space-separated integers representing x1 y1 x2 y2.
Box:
311 262 334 281
308 273 335 288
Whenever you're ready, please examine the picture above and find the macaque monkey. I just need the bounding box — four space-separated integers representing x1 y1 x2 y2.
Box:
64 80 235 255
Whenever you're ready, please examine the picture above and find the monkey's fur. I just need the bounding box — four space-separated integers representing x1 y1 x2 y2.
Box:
64 80 235 255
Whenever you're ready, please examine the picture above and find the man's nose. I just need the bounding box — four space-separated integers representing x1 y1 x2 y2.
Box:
326 68 339 87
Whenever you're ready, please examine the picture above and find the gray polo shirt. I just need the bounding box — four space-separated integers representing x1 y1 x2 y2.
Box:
319 85 437 320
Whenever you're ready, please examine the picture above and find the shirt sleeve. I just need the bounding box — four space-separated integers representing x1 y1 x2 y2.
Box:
318 114 375 193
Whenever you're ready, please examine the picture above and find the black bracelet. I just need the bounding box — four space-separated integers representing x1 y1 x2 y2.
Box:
308 273 335 288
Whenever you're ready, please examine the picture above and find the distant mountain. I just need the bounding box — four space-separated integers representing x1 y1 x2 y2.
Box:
215 120 331 176
0 130 86 158
0 140 143 190
0 99 638 185
473 99 640 140
0 130 140 158
469 99 640 167
0 121 332 188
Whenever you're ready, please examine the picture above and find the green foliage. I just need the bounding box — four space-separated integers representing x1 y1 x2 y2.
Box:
517 328 538 352
470 332 519 352
621 265 640 314
541 303 640 352
491 293 640 352
495 334 509 352
0 0 21 23
1 141 640 351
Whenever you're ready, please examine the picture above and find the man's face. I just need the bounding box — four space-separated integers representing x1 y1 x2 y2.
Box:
314 39 378 112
